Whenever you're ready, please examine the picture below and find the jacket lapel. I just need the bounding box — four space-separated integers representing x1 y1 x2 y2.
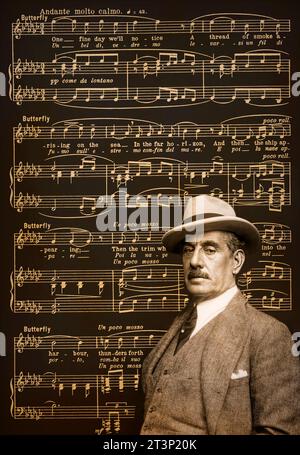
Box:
144 302 195 377
201 291 250 434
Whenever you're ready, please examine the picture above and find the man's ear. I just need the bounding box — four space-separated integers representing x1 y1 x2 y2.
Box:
232 249 245 275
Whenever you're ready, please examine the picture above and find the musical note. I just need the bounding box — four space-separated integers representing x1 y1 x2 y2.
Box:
262 263 284 279
80 197 96 215
262 291 282 309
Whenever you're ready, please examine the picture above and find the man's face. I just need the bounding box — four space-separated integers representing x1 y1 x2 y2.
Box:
182 230 242 302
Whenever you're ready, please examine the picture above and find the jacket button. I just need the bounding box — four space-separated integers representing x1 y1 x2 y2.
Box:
149 406 156 412
157 387 162 393
163 369 168 375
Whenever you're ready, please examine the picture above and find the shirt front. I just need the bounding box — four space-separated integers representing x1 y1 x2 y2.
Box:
190 285 238 339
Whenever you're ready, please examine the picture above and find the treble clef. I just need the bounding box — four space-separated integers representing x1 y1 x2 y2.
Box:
15 85 24 105
15 123 24 144
16 162 24 182
16 266 24 287
15 192 24 212
16 371 25 392
13 19 22 39
16 229 24 249
14 58 23 79
16 333 24 353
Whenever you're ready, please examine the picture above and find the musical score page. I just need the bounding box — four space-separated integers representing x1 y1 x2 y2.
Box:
1 0 300 435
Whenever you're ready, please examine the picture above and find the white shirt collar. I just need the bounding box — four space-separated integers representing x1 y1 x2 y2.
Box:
190 285 238 338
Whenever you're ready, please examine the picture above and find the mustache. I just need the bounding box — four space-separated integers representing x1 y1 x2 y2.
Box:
188 270 210 280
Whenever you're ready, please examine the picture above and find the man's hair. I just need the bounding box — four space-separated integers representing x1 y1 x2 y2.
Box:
223 232 246 254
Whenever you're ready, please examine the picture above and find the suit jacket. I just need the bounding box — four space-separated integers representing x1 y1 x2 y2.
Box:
142 291 300 434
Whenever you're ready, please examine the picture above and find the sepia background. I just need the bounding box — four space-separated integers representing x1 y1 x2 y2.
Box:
0 0 300 435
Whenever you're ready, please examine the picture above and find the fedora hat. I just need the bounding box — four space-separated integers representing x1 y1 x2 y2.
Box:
162 195 260 261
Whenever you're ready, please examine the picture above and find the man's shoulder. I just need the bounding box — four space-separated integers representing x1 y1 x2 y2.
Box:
243 299 291 340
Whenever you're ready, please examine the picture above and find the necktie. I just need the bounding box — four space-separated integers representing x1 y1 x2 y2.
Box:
174 304 198 354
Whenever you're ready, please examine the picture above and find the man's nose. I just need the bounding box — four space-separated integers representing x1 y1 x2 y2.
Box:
190 246 205 268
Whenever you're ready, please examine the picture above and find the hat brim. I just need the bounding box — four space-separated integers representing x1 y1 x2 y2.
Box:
162 216 260 269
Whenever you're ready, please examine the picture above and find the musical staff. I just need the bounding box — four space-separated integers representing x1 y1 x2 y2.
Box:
13 52 289 79
13 264 291 284
11 190 288 212
13 296 187 314
9 48 290 107
14 223 291 249
13 160 290 183
12 15 291 39
12 84 290 107
13 293 291 314
256 223 292 244
243 290 290 310
13 116 291 143
14 331 165 352
12 262 292 314
13 403 135 420
15 370 140 394
11 157 290 215
13 265 180 285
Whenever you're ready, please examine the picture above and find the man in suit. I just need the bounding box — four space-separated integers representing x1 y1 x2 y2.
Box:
140 195 300 435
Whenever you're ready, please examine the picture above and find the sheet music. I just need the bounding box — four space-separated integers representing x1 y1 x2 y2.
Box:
0 2 299 435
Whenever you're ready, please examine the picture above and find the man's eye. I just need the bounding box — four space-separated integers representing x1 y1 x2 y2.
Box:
183 246 194 254
204 247 216 254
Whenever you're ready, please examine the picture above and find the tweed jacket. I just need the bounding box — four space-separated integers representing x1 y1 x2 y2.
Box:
141 291 300 434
